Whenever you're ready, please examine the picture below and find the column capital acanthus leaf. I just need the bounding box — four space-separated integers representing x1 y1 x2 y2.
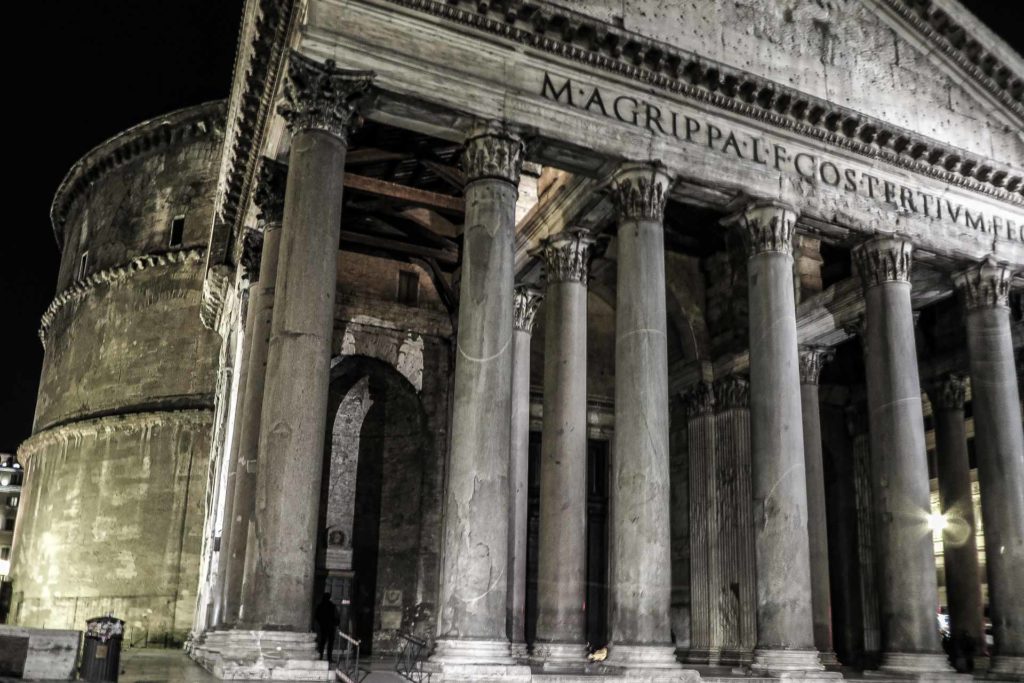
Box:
254 157 287 225
513 284 543 333
538 229 597 284
240 227 264 282
726 200 798 257
953 256 1013 310
799 346 835 385
681 381 716 418
279 51 375 143
609 162 673 222
462 123 525 185
930 374 968 410
713 375 750 410
852 236 913 288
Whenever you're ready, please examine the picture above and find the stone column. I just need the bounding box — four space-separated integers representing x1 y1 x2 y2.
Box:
242 53 373 637
534 230 595 667
431 123 530 678
508 284 541 657
799 347 838 667
605 163 680 671
729 201 827 676
683 382 717 664
928 374 985 658
852 236 953 677
954 258 1024 677
223 159 286 625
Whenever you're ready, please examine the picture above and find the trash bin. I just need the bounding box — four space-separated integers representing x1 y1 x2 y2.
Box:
80 614 124 682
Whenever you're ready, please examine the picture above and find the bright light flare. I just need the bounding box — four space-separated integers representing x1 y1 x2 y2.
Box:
927 513 947 532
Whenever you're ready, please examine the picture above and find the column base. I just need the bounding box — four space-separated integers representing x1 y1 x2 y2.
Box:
602 644 693 673
818 651 841 668
191 629 329 680
988 655 1024 679
876 652 969 680
510 641 531 664
425 638 532 682
532 641 589 671
751 649 841 680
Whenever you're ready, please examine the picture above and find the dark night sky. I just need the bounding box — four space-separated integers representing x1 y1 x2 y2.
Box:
0 2 1020 454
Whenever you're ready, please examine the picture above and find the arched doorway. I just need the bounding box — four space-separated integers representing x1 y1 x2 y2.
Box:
319 355 430 655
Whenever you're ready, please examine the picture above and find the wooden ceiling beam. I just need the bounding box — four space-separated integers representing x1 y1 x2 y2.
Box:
345 172 464 213
339 229 459 265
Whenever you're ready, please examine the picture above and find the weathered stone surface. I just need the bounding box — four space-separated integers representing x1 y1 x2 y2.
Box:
0 626 81 680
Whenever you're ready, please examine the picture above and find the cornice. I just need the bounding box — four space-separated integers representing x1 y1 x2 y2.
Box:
50 102 225 249
878 0 1023 121
38 249 206 347
211 0 298 267
380 0 1023 205
18 409 214 464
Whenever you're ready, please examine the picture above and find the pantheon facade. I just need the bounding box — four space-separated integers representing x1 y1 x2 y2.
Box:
8 1 1024 682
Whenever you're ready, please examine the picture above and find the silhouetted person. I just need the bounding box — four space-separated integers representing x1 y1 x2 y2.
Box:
958 629 976 673
315 593 339 662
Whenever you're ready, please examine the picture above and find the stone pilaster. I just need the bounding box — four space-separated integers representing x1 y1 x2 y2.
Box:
928 374 986 664
798 347 839 667
605 163 683 672
954 258 1024 678
508 284 541 657
534 230 595 668
244 52 372 634
729 201 828 677
852 236 955 678
430 123 530 680
223 158 286 626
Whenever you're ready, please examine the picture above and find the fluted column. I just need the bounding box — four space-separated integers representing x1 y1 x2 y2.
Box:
730 201 826 675
954 258 1024 677
224 159 286 625
243 53 373 634
605 163 680 670
508 285 541 656
852 236 951 676
534 230 595 667
799 347 838 666
928 375 985 659
432 123 527 670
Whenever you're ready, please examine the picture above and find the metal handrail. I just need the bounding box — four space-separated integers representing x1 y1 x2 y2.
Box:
395 632 430 683
334 630 369 683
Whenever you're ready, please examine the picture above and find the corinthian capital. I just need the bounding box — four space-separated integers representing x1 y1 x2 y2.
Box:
241 227 264 281
852 236 913 288
513 285 543 333
609 163 673 222
799 346 835 385
254 157 287 224
279 51 375 143
727 200 797 257
953 256 1013 310
462 123 525 185
713 375 750 410
538 229 596 284
681 382 716 418
930 374 967 411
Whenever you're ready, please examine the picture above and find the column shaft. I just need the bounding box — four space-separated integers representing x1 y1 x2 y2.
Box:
930 376 984 654
607 164 677 668
226 191 283 624
535 232 593 662
733 202 819 673
434 125 523 664
799 348 836 663
853 237 948 674
508 286 541 650
956 260 1024 674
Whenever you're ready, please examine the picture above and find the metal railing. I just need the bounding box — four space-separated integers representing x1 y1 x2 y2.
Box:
334 630 369 683
395 632 430 683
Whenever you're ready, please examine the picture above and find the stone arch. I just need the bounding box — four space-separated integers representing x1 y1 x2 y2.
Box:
334 323 425 392
319 354 433 655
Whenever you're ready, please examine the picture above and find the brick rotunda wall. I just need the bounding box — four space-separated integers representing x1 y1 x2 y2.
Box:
10 102 224 646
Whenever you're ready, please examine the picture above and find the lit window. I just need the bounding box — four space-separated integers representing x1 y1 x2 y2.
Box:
169 215 186 247
8 496 17 507
78 251 89 280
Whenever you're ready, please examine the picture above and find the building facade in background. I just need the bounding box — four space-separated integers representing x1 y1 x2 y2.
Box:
8 1 1024 681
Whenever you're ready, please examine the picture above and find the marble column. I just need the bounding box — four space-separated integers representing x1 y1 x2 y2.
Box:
928 374 985 657
223 159 286 625
799 347 838 667
432 123 530 677
242 53 373 637
508 284 541 656
954 258 1024 677
730 201 826 676
534 230 595 667
605 163 680 670
852 236 952 677
683 382 717 663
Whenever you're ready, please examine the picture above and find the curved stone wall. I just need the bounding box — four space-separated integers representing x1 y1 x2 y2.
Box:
10 103 224 646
